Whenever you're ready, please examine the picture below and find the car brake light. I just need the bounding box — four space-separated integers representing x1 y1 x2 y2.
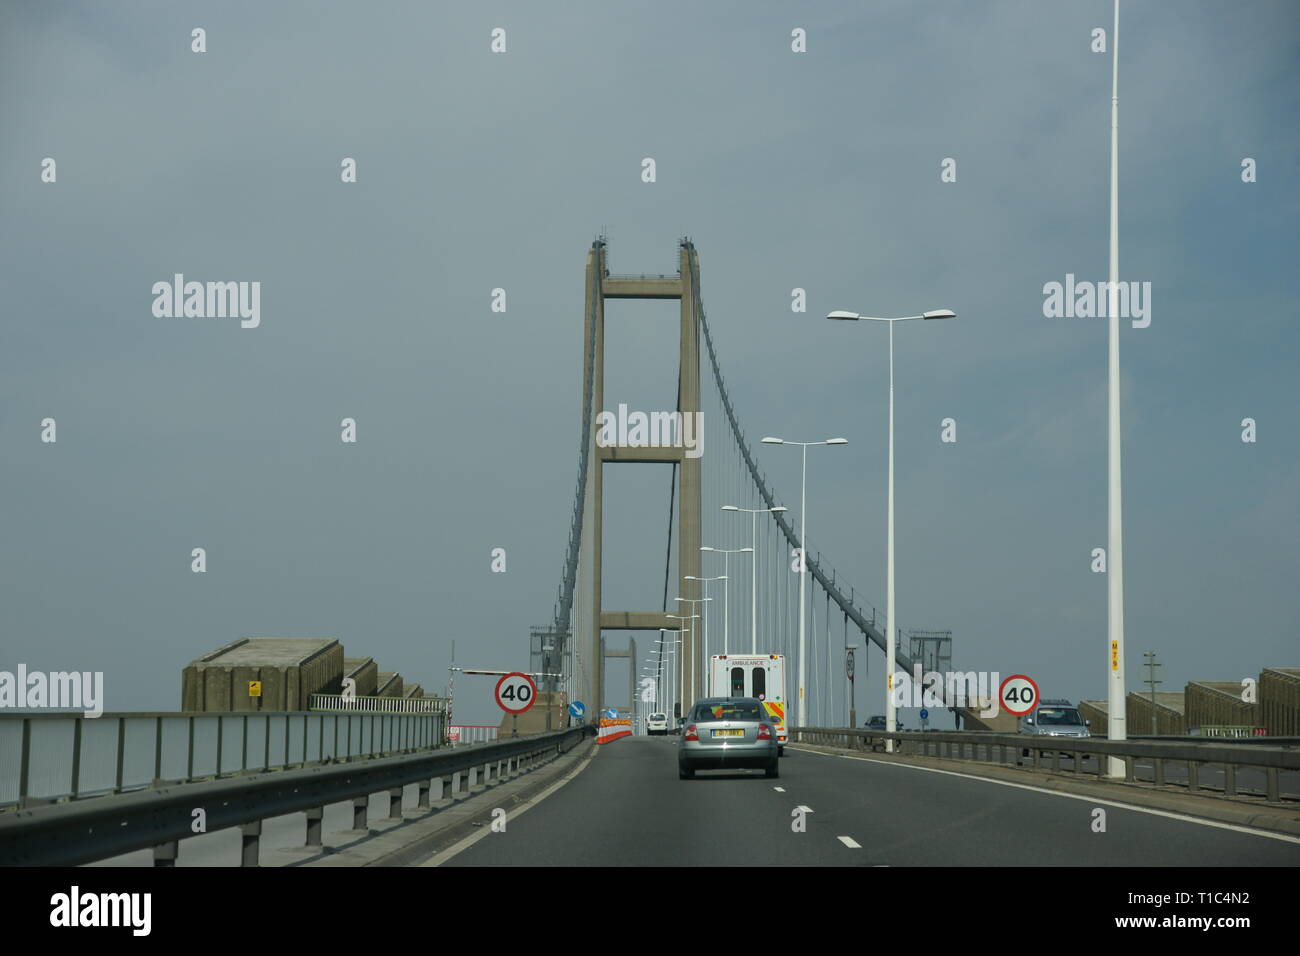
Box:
757 723 771 740
684 724 698 741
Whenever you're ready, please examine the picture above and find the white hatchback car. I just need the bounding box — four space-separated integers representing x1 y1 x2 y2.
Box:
646 713 669 735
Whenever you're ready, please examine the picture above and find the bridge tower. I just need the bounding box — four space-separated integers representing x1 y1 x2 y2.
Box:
582 240 702 717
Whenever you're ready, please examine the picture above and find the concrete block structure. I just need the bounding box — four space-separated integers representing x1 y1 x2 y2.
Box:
1127 691 1186 736
376 672 404 698
1260 667 1300 735
1185 680 1259 733
343 657 378 697
181 638 343 712
1078 699 1108 735
497 691 568 737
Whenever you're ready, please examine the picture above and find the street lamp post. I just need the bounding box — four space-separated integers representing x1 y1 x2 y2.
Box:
846 644 858 731
655 631 681 719
760 437 847 728
722 505 788 653
827 307 955 751
699 547 752 654
665 614 700 709
683 580 723 661
1104 0 1129 777
675 595 714 666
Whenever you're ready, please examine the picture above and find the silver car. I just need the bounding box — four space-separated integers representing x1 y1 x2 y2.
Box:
1020 700 1091 757
677 697 779 780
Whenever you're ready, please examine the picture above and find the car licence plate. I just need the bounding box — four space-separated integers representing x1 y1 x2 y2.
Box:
712 729 743 738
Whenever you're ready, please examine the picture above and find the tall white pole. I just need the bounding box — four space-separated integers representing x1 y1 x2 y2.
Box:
798 444 808 727
885 319 897 753
1106 0 1128 775
751 510 758 654
723 553 730 653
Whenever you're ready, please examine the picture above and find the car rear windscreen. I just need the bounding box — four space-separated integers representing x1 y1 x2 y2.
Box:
693 701 764 722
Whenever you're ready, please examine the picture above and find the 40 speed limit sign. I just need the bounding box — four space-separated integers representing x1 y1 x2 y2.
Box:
494 672 538 714
998 674 1040 716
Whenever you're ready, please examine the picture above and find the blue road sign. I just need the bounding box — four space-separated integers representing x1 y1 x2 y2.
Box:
919 708 929 721
569 701 586 718
605 708 618 720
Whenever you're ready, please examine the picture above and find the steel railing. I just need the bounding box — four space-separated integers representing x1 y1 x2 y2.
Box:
309 693 447 714
790 727 1300 803
0 709 445 809
0 725 592 866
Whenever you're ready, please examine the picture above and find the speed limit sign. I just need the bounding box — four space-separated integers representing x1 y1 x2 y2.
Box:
999 674 1040 716
494 672 538 714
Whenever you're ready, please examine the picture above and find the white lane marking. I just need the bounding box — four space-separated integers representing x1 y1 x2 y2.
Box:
773 786 785 792
420 746 598 866
786 746 1300 845
796 805 814 813
838 836 861 849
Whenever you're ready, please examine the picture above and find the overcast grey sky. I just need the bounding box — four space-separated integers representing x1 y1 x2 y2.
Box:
2 1 1296 725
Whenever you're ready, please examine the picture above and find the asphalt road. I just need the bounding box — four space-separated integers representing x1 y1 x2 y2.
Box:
437 736 1300 866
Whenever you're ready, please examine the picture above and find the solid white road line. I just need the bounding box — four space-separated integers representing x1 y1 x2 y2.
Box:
787 746 1300 845
420 746 599 866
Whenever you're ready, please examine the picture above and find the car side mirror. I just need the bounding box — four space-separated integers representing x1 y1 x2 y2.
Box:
1025 717 1034 725
1085 719 1091 726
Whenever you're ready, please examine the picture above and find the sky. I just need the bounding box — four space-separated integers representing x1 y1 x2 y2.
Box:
2 1 1297 726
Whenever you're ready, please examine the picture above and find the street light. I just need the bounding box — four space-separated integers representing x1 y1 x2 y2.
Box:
700 547 753 654
665 615 700 709
760 436 847 728
683 580 723 661
655 631 682 718
722 505 788 653
826 307 954 751
675 595 714 666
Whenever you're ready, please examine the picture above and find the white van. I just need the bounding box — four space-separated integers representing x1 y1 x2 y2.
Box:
709 654 788 755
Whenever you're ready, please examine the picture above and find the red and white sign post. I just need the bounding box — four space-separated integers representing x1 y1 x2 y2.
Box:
998 674 1040 717
495 672 537 737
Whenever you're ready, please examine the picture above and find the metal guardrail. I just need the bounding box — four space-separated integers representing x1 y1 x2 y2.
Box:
0 710 444 809
309 693 447 714
791 727 1300 803
0 725 592 866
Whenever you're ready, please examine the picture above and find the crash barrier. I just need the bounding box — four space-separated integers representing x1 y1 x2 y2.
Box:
598 718 632 744
790 727 1300 803
0 710 445 809
0 725 593 866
